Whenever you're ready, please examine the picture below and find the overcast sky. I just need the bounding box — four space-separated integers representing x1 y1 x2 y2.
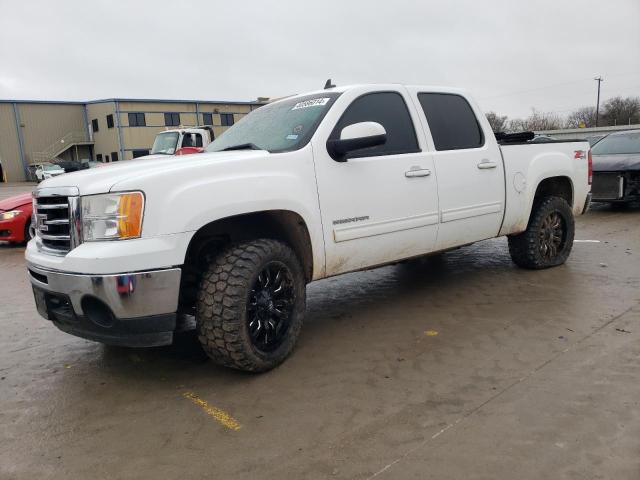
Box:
1 0 638 119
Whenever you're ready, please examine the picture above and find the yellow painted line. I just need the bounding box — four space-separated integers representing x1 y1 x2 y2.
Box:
182 391 241 431
424 330 439 337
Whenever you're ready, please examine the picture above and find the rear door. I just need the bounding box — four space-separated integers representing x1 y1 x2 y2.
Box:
312 88 439 275
410 90 505 250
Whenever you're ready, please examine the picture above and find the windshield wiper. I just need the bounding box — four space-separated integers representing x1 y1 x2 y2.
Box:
219 143 262 151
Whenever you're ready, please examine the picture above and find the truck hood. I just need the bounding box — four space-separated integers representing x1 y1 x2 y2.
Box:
592 153 640 172
0 192 32 211
136 153 176 161
38 150 269 195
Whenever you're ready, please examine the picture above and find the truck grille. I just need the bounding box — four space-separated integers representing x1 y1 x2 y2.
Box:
35 196 71 252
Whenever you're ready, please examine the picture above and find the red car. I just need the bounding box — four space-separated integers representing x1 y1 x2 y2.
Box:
0 193 34 244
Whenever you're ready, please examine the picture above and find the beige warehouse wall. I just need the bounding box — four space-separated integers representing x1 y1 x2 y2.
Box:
118 102 257 159
20 103 86 164
1 99 263 176
198 103 253 115
122 111 198 128
86 102 120 161
0 104 24 182
120 101 197 113
120 126 159 154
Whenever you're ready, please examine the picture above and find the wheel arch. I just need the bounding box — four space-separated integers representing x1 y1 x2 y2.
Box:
518 175 574 232
183 210 315 283
532 175 574 206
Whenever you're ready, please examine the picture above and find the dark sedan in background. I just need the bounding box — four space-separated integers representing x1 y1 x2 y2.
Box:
591 130 640 203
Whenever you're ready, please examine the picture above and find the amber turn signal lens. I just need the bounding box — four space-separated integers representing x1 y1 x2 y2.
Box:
117 192 144 239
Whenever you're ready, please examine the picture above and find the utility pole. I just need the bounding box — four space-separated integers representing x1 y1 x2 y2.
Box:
594 76 603 127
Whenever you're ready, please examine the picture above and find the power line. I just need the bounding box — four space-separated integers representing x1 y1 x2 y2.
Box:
478 79 592 100
478 71 640 101
528 85 640 115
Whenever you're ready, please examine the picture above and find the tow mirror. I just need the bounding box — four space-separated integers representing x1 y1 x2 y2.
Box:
327 121 387 161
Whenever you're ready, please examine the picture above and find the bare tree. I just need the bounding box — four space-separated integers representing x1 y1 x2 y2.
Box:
508 109 563 132
601 96 640 126
485 112 509 133
565 106 597 128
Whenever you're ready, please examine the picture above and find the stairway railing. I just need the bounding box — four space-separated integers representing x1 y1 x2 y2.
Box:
31 131 92 164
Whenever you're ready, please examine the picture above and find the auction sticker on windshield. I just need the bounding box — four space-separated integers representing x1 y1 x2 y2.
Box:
291 98 330 110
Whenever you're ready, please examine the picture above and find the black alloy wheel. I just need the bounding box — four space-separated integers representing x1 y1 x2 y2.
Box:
196 239 306 372
508 196 575 269
247 262 295 352
538 211 566 261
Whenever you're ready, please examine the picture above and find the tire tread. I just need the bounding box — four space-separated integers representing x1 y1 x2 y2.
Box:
508 196 575 269
196 239 305 372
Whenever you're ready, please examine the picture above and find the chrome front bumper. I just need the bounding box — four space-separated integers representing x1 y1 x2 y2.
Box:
28 264 181 319
27 264 182 347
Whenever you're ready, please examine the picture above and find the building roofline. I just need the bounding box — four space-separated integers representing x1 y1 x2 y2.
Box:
0 99 86 105
0 97 266 106
88 98 266 105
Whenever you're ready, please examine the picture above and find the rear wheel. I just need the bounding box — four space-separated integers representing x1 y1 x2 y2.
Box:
196 239 306 372
508 196 574 269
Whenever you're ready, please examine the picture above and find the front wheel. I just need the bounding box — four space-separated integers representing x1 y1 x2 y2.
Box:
508 196 575 269
196 239 306 372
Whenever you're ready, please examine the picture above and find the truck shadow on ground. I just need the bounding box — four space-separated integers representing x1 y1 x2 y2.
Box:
85 238 578 385
589 201 640 213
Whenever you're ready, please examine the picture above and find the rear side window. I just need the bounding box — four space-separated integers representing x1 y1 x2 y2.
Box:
331 92 419 158
418 93 484 151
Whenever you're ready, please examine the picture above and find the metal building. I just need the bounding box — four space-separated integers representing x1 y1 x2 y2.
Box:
0 97 265 182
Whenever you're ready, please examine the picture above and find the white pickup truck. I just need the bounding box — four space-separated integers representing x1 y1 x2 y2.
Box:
142 126 214 159
27 84 592 372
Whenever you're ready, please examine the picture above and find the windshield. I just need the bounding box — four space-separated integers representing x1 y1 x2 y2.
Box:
591 131 640 155
151 132 180 154
207 93 341 153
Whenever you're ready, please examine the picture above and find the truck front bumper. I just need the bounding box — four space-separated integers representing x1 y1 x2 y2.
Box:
28 264 182 347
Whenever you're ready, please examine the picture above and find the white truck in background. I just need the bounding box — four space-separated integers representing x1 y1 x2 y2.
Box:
142 126 214 159
27 83 591 372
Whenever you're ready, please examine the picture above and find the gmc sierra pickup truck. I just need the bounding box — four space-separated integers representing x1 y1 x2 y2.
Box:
27 84 592 372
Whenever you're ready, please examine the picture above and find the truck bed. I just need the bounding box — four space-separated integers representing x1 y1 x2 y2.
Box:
498 140 590 236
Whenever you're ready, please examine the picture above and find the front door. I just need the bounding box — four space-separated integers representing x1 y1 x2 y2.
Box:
312 88 440 276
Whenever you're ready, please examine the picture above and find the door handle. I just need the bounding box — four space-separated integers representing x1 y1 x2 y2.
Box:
477 160 498 169
405 167 431 178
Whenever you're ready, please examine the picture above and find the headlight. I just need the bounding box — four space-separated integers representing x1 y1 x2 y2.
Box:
81 192 144 241
0 210 22 220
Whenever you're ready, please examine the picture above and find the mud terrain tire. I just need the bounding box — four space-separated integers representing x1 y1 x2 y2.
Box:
508 196 575 269
196 239 306 372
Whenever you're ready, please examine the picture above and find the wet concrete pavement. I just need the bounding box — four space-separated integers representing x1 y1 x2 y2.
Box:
1 186 639 479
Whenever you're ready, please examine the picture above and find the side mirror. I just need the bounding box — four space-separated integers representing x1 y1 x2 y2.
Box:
326 121 387 161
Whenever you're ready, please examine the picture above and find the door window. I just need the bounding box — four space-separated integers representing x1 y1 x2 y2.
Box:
181 133 203 148
330 92 420 158
418 93 484 151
